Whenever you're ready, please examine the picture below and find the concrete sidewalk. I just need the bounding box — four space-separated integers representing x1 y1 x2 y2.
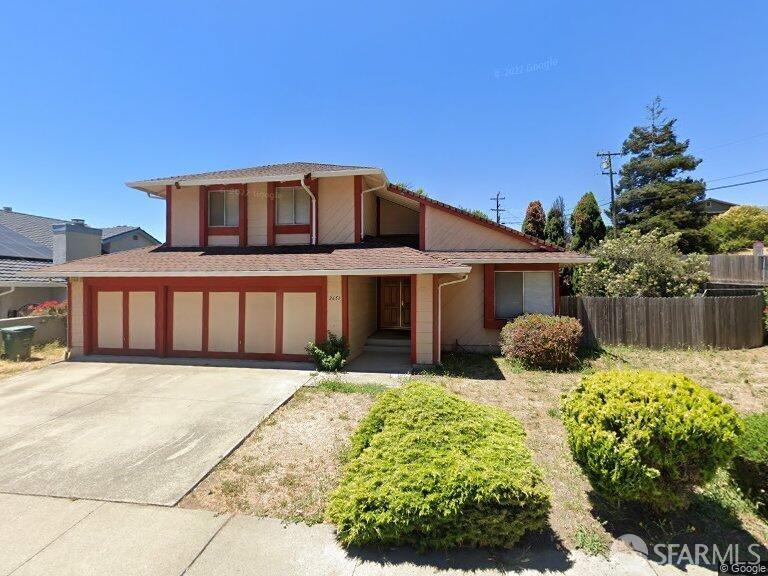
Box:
0 493 715 576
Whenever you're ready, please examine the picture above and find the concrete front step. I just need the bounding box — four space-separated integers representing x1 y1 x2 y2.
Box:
363 344 411 353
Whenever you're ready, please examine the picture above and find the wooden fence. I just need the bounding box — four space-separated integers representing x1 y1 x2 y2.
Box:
560 295 765 350
709 255 767 285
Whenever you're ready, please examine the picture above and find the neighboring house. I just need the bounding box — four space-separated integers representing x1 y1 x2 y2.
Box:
699 197 738 217
28 162 593 366
0 207 159 318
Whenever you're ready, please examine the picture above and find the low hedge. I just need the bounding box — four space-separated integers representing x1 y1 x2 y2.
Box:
561 370 742 511
327 382 550 549
500 314 582 370
306 332 349 372
731 412 768 510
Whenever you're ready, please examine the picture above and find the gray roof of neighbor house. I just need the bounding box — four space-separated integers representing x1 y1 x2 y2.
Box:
128 162 382 194
0 257 65 286
0 209 157 249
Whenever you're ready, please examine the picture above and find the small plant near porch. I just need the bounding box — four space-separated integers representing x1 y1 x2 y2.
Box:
306 332 349 372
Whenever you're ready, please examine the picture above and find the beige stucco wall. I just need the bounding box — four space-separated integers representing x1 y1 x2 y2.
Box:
347 276 377 359
247 183 268 246
244 292 276 354
173 291 203 351
128 291 155 350
380 200 419 235
318 176 354 244
170 186 200 247
207 235 239 247
425 206 533 250
327 276 343 337
276 233 311 245
70 279 84 356
414 274 434 364
363 191 377 237
97 291 123 349
440 265 499 352
282 292 315 355
208 292 239 353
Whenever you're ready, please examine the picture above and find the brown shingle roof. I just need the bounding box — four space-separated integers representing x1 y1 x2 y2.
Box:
23 243 470 278
428 250 595 264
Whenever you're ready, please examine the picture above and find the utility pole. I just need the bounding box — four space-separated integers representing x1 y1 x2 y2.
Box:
490 191 506 225
597 151 621 232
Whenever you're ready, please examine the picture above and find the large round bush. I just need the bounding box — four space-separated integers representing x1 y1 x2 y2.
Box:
731 412 768 511
561 370 742 510
500 314 582 370
327 382 551 549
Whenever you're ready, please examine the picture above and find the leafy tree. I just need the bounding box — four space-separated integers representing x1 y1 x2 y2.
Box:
544 196 566 247
469 209 490 220
394 181 428 197
574 229 709 297
704 205 768 253
522 200 546 239
570 192 606 251
614 96 708 253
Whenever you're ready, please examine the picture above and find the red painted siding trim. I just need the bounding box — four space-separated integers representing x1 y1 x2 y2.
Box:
419 204 426 251
316 277 327 343
353 175 362 243
208 226 240 236
165 185 173 247
66 280 72 350
122 291 129 350
483 263 560 329
410 274 417 364
83 281 92 354
432 275 439 364
201 291 210 353
275 224 310 234
156 287 167 357
267 182 276 246
238 290 246 354
275 289 284 355
311 178 319 244
341 275 349 341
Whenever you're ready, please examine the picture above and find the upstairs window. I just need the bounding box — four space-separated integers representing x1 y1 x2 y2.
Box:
494 271 554 319
276 187 311 225
209 190 239 227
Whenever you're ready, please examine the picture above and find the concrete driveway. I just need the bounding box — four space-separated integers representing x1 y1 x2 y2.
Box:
0 359 311 505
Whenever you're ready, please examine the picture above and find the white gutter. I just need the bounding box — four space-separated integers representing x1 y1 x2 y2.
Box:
444 257 597 265
436 273 470 362
359 178 389 239
24 265 472 279
300 175 318 245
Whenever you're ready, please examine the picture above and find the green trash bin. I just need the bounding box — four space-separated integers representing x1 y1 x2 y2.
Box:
1 325 37 361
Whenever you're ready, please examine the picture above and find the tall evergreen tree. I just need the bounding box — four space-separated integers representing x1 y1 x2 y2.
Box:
570 192 606 251
614 96 708 252
544 196 566 247
522 200 546 239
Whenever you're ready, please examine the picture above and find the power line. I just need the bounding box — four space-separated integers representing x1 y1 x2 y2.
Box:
706 167 768 183
696 131 768 153
706 177 768 191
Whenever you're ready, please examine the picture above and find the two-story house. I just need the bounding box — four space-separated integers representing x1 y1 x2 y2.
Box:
28 162 592 366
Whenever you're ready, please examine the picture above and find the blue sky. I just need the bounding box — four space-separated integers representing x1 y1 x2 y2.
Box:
1 1 766 241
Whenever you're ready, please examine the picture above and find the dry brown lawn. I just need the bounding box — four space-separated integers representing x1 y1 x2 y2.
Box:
0 341 66 381
181 345 768 555
179 384 377 523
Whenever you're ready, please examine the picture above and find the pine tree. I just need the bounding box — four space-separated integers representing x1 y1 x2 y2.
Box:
614 96 708 253
570 192 606 251
522 200 546 239
544 196 566 247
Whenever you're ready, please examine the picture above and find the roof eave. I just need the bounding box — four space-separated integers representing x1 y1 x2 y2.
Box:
23 264 471 279
450 256 596 264
126 168 386 195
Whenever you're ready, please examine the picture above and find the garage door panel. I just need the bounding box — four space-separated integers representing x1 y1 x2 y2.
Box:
172 292 203 351
244 292 276 354
97 291 123 350
128 291 156 350
208 292 239 353
283 292 316 355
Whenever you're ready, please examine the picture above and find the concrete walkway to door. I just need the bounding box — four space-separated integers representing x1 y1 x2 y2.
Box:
0 359 311 505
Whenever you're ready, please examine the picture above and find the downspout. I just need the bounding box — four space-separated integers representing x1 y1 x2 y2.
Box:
436 273 469 360
300 174 317 245
360 179 388 240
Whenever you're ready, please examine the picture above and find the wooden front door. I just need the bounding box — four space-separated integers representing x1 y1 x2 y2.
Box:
379 277 411 329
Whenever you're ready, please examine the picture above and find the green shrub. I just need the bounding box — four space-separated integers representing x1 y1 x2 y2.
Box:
327 382 550 549
561 370 742 511
306 332 349 372
731 412 768 511
500 314 582 370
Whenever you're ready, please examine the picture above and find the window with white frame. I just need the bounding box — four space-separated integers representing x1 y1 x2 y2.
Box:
494 271 554 319
276 187 311 225
208 190 239 227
